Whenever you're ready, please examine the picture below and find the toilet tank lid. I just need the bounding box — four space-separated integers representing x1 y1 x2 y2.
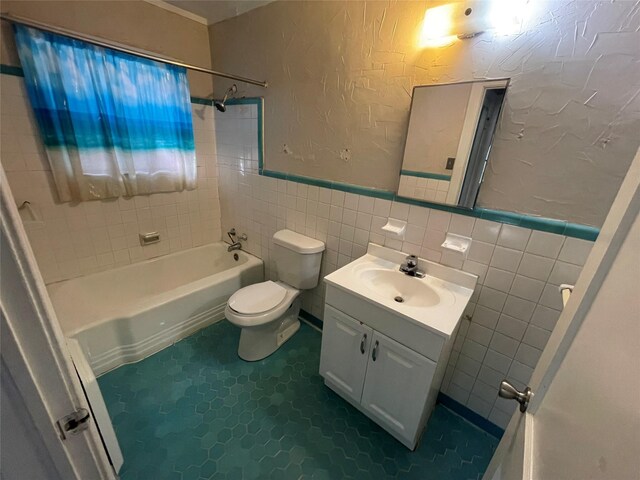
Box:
273 230 325 254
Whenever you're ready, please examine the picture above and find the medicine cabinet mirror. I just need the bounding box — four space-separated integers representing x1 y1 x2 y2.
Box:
398 79 509 208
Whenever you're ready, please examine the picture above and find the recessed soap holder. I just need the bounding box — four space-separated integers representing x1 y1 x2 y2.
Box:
139 232 160 246
381 218 407 238
441 233 471 256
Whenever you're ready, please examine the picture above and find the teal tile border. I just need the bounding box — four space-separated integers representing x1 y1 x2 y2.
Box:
0 66 599 241
190 96 212 106
400 169 452 181
437 392 504 439
262 169 396 200
0 64 24 77
259 170 599 241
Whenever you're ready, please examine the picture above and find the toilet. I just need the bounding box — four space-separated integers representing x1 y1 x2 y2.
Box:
225 229 325 361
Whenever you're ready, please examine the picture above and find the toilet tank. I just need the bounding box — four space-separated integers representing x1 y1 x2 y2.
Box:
273 230 325 289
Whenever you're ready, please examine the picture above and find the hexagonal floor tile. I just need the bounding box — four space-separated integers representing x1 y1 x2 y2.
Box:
99 321 498 479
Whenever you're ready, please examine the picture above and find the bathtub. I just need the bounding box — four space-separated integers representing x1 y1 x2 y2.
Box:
47 243 263 376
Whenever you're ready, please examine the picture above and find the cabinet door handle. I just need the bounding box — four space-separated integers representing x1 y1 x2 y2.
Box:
372 340 379 361
360 333 367 354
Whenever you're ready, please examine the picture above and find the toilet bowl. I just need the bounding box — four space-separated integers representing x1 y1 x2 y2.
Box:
225 230 324 361
225 281 301 361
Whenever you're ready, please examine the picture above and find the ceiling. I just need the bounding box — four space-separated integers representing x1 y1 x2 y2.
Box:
164 0 275 25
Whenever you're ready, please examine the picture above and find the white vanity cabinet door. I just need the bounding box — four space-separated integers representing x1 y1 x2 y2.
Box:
320 305 373 404
360 331 436 448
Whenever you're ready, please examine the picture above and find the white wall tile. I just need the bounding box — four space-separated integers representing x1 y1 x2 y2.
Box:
489 332 520 358
557 237 593 266
497 225 531 250
522 324 552 350
530 304 561 331
472 219 501 243
517 253 555 281
515 343 543 368
427 210 451 232
467 323 494 346
484 267 516 293
490 246 523 272
510 275 545 302
407 205 429 227
449 214 475 236
468 240 495 264
548 261 582 285
502 295 536 322
526 230 565 258
478 286 508 311
472 305 501 329
483 349 512 375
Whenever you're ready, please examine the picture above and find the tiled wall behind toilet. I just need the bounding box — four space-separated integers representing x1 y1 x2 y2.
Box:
0 74 222 283
217 106 594 429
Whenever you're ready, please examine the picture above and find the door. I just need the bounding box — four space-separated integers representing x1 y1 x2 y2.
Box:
1 167 116 479
320 305 372 403
484 148 640 480
360 331 436 448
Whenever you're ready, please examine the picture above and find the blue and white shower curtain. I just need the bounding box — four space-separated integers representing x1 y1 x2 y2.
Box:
14 25 197 202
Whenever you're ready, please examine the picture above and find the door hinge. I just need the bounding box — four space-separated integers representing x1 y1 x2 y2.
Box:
57 408 91 439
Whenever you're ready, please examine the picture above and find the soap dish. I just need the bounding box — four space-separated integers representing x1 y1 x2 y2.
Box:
441 233 472 256
381 218 407 238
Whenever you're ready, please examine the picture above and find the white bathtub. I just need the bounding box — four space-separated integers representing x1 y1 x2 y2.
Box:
47 243 263 376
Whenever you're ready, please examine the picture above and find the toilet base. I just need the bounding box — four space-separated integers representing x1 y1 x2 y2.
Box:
237 297 301 361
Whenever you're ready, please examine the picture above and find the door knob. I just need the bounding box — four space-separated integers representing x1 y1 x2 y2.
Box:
499 380 532 413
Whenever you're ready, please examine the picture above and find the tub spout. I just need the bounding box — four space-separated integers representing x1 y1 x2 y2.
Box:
228 242 242 252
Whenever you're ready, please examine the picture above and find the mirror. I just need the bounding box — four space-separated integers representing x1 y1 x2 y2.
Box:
398 79 509 208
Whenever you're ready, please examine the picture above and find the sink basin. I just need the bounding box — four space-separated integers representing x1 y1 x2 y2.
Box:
323 244 478 336
358 268 441 307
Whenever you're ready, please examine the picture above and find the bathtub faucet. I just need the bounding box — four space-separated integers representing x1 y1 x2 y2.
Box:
227 228 247 252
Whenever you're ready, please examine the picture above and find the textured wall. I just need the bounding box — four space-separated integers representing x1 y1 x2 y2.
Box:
210 0 640 227
0 0 214 96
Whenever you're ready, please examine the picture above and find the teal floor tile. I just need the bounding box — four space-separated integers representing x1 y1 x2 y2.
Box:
99 321 498 479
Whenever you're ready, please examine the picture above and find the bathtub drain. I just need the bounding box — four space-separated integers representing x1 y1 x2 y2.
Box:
394 296 404 303
233 253 239 261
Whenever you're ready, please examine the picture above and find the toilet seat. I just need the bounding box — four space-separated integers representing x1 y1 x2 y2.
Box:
228 281 287 315
226 281 301 328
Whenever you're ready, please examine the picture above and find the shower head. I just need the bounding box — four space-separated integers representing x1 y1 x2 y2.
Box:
214 84 237 113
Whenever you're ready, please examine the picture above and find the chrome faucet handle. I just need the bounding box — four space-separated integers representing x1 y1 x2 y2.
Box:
406 255 418 267
227 228 237 242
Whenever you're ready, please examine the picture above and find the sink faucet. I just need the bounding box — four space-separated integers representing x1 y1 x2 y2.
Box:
400 254 425 278
227 228 247 252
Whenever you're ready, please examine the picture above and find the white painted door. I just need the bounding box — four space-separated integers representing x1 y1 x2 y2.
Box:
484 149 640 480
360 331 436 448
1 167 116 479
319 305 372 403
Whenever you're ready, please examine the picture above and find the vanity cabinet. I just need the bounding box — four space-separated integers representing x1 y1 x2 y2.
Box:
320 304 441 450
319 244 476 450
360 330 436 445
319 306 373 404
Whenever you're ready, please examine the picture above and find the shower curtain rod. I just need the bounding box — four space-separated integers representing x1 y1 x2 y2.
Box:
0 12 268 88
